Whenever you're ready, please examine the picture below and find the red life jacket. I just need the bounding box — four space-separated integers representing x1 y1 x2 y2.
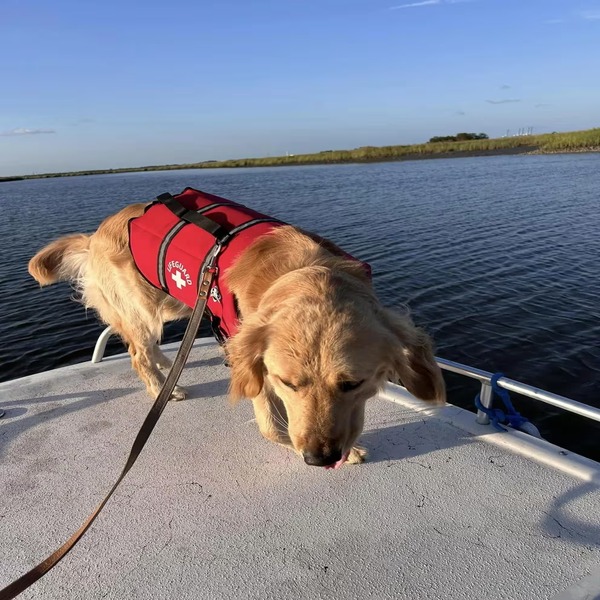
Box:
128 187 372 343
128 187 283 342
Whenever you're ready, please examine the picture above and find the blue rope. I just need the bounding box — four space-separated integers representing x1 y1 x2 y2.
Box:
474 373 531 433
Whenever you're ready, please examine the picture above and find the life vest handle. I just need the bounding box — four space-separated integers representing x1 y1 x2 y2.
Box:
156 192 231 243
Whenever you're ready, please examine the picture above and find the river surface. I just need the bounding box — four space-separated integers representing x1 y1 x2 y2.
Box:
1 155 598 459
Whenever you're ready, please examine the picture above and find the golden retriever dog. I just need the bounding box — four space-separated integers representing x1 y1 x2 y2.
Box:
29 202 445 469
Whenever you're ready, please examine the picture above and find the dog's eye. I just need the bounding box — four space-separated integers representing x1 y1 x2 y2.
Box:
339 380 364 393
280 379 299 392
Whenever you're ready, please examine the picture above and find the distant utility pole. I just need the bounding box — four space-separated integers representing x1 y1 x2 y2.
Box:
507 127 534 137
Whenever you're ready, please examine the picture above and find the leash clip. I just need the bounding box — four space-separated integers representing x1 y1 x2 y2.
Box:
198 243 222 298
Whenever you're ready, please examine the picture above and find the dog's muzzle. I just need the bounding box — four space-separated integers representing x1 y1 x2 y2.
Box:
302 448 343 467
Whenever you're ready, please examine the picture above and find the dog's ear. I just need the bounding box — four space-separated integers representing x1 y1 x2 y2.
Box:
226 316 269 401
380 309 446 405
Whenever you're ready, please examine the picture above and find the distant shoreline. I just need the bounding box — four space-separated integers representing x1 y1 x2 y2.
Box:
2 128 599 182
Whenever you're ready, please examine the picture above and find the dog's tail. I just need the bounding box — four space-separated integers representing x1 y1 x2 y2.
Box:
28 233 91 287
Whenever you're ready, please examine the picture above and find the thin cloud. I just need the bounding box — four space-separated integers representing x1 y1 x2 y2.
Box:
390 0 475 7
70 117 95 127
543 12 600 24
0 127 56 136
500 84 511 90
581 10 600 20
390 0 439 8
456 110 466 116
486 99 521 104
535 103 551 108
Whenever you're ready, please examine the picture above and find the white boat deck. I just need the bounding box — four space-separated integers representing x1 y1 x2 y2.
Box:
1 338 599 599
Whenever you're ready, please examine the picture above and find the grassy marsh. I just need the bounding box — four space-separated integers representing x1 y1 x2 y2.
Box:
4 127 599 181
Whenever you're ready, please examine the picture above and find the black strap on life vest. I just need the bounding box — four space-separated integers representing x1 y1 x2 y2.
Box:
156 192 231 243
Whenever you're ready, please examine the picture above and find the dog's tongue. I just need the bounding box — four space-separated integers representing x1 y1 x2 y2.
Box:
324 451 350 470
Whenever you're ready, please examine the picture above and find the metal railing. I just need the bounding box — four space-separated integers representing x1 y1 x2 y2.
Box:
91 326 115 364
436 357 600 425
91 325 600 428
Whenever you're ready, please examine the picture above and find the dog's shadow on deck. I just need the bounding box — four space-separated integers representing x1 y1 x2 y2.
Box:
0 387 132 459
0 370 230 459
359 420 471 464
184 355 227 370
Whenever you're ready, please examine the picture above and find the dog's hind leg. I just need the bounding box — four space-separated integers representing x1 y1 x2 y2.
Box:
92 298 186 401
123 331 187 401
152 344 173 370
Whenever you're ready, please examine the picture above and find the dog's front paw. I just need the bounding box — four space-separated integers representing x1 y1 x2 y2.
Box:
156 356 173 370
170 385 188 401
347 446 367 465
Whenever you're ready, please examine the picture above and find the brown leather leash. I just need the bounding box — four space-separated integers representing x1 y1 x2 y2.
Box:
0 251 220 600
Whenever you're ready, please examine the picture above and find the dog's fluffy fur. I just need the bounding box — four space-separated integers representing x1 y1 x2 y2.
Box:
29 203 445 467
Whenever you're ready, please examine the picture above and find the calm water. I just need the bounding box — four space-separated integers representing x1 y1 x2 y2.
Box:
1 156 599 459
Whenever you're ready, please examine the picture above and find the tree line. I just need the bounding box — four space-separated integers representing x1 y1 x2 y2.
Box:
429 132 489 143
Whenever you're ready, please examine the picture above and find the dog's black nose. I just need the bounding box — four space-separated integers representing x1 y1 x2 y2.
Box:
303 449 342 467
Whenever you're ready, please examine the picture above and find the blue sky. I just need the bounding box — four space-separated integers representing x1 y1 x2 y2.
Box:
1 0 599 176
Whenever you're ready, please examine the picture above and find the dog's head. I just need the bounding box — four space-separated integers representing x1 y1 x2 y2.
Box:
226 267 445 467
